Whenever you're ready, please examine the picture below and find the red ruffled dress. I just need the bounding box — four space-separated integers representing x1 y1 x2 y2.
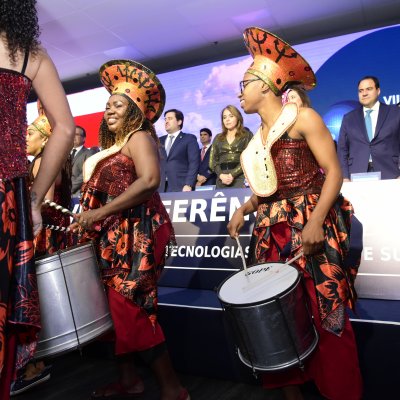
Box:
78 151 174 354
249 134 363 400
0 69 40 398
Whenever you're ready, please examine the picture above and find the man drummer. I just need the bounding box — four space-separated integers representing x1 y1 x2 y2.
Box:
228 27 363 400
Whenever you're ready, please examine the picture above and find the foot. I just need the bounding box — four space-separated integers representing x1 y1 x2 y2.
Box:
90 380 144 399
176 388 190 400
10 365 52 396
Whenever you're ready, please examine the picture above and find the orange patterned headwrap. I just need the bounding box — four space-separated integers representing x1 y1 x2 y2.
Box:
30 100 52 137
243 27 316 95
99 59 165 123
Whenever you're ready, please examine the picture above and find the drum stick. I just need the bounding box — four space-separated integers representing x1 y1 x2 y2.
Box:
43 224 71 232
235 236 248 272
284 251 304 265
43 199 75 217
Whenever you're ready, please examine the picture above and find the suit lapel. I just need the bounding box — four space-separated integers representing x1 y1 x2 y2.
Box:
355 108 370 142
72 147 84 166
167 133 183 159
374 103 389 140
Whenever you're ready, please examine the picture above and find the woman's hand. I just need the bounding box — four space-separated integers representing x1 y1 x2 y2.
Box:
70 209 103 232
220 173 234 185
227 209 245 238
31 203 43 237
301 220 325 255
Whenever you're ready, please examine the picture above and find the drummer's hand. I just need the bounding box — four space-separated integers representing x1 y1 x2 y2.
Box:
301 220 324 255
72 210 102 232
31 204 43 237
227 209 245 238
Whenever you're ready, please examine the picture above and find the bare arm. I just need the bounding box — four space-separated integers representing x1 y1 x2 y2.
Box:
27 49 75 231
74 131 160 229
295 107 343 254
227 194 259 238
31 158 56 201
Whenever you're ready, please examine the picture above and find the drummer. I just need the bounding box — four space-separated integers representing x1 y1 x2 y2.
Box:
228 28 362 400
71 60 189 400
10 105 73 396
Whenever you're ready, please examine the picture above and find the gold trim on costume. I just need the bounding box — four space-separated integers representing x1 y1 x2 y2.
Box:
240 103 298 197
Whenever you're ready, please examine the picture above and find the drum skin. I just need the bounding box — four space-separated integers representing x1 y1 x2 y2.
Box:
218 263 318 371
35 242 113 358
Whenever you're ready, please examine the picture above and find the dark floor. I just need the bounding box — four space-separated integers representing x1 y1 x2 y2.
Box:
14 350 324 400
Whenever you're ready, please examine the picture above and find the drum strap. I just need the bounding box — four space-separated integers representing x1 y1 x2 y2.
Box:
240 103 298 197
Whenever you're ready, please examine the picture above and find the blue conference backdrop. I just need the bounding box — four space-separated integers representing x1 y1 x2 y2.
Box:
310 25 400 141
28 24 400 147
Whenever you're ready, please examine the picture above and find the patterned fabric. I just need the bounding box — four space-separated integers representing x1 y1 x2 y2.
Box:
78 152 174 327
248 136 360 335
0 178 40 375
33 164 72 257
0 69 31 180
268 134 325 201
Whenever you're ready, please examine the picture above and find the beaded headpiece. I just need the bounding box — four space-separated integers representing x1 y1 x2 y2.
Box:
30 100 52 137
243 27 316 95
99 59 165 123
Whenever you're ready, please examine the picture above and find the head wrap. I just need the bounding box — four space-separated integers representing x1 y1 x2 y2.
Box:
243 27 316 95
30 100 52 137
99 59 165 123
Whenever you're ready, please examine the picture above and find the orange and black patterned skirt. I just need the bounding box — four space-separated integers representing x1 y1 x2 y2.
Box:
249 193 363 399
0 177 40 396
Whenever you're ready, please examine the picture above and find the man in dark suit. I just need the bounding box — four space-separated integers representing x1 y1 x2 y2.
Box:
196 128 216 187
338 76 400 180
159 109 200 192
71 125 98 199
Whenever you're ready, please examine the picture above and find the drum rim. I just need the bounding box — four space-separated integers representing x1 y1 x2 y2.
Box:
217 261 301 307
35 240 95 262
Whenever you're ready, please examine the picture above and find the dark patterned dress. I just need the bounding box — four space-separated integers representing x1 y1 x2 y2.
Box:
32 158 72 257
0 68 40 391
249 134 363 400
78 151 174 353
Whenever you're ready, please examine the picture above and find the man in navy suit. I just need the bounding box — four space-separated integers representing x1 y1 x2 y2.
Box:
159 109 200 192
196 128 216 187
338 76 400 180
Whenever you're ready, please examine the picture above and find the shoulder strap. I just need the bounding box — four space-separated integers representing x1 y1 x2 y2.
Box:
240 103 298 197
21 49 29 74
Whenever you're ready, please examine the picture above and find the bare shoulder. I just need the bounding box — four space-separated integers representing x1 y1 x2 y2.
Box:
24 46 52 80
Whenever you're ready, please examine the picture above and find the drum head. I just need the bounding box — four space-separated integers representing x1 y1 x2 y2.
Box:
218 263 298 305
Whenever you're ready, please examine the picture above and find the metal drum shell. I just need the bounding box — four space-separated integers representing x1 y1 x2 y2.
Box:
35 242 113 358
218 263 318 372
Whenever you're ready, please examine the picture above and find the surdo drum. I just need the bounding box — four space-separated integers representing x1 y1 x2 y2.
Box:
218 262 318 372
35 242 113 358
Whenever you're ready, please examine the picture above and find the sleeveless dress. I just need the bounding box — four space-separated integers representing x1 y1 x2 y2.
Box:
0 64 40 395
249 134 363 400
33 159 72 257
78 151 174 353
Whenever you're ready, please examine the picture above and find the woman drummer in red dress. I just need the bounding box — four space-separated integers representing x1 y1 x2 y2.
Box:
0 1 75 398
72 59 189 400
9 106 73 396
228 27 363 400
